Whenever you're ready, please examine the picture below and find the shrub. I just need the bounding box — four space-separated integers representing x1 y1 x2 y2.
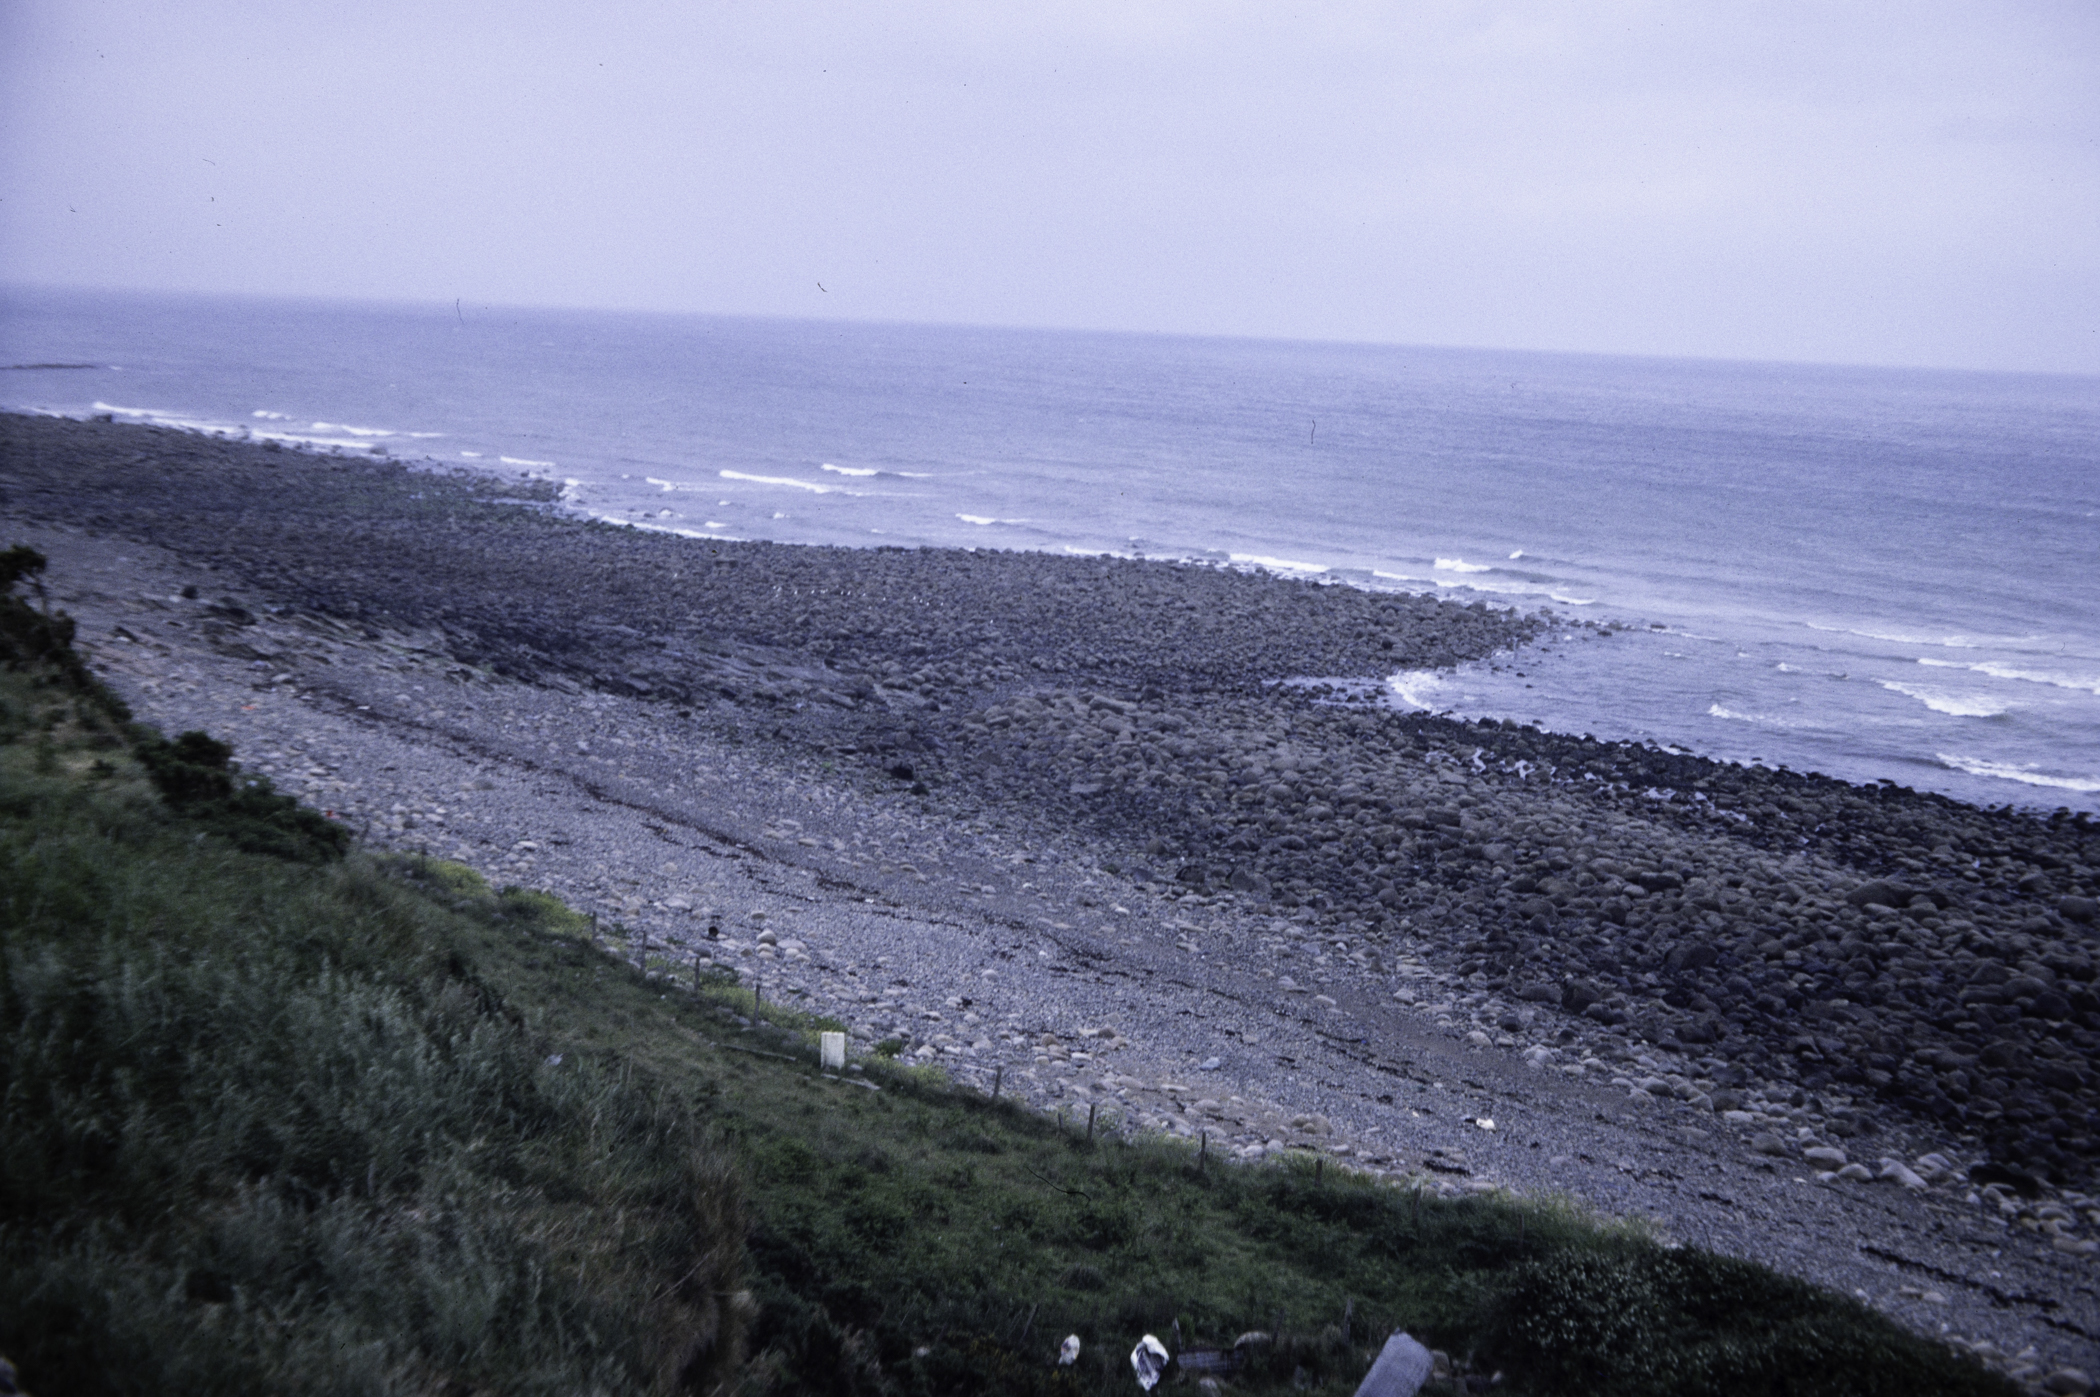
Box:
131 726 350 862
1486 1247 2010 1396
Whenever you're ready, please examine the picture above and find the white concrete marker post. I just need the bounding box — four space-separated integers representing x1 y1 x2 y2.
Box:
820 1031 846 1071
1352 1330 1433 1397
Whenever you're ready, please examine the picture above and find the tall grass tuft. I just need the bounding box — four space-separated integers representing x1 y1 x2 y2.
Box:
0 632 749 1391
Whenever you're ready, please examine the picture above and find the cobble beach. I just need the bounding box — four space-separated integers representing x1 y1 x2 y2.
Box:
5 410 2097 1382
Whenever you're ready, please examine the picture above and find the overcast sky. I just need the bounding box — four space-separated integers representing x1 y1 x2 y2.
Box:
3 2 2095 373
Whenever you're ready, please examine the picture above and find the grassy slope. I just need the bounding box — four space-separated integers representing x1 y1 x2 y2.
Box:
0 581 2015 1395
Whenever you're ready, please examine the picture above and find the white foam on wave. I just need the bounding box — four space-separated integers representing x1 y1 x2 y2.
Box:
1508 549 1524 559
821 463 879 477
1805 620 2044 650
500 455 555 467
1879 681 2007 718
1229 552 1329 575
1936 754 2100 793
460 451 482 458
719 469 848 494
644 476 693 493
587 510 738 543
1707 703 1799 727
1917 656 2100 696
1371 569 1431 585
1385 670 1444 710
312 421 395 437
1431 575 1596 605
957 513 1028 526
251 409 290 420
93 401 393 453
1969 661 2100 693
1434 557 1492 573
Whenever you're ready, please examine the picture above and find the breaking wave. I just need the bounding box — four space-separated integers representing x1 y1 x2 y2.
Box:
1879 681 2008 718
1936 755 2100 794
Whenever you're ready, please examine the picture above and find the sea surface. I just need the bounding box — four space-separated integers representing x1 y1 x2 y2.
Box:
4 285 2097 812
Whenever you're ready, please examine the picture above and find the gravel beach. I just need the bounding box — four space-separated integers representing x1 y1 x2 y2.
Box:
5 411 2097 1387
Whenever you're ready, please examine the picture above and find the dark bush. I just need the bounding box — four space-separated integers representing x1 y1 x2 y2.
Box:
132 728 349 862
0 545 130 723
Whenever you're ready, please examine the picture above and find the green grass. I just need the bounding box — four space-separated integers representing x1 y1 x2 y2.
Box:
0 558 2017 1396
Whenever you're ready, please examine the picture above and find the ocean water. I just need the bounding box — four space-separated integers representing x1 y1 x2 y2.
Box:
4 285 2097 812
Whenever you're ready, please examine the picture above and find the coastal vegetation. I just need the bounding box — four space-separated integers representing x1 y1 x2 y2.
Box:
0 549 2016 1395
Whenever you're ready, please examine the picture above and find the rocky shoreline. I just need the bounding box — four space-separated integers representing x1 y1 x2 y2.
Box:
5 410 2098 1388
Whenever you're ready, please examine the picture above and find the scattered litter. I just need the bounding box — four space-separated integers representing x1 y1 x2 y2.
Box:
1475 1117 1495 1131
543 1053 563 1066
1198 1056 1222 1071
1059 1335 1081 1366
1131 1333 1170 1391
820 1031 846 1070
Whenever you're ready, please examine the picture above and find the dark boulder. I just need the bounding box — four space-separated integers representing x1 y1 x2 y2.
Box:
1665 941 1718 973
1845 879 1917 908
1969 1161 2045 1198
